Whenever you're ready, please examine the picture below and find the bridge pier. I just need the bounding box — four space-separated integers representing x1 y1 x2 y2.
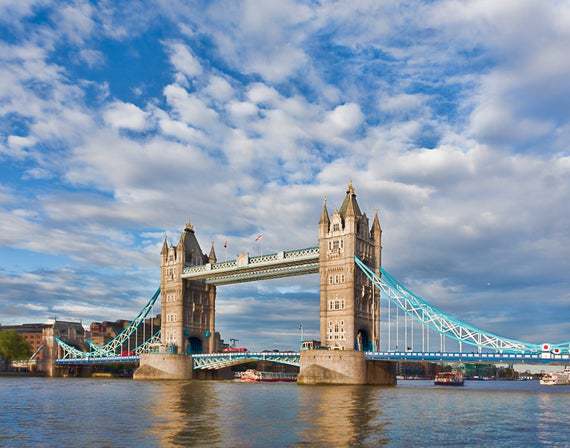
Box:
134 353 193 380
297 350 396 385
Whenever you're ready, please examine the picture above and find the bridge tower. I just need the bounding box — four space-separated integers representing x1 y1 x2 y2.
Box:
299 183 394 385
160 222 216 355
318 182 381 351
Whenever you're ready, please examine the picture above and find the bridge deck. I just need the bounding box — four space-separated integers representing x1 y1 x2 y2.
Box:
182 247 319 284
55 351 570 367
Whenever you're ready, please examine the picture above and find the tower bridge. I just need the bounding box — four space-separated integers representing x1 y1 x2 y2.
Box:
53 183 570 383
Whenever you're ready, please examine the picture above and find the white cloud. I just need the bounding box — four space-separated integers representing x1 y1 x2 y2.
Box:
326 103 364 133
158 118 207 144
191 0 313 82
163 84 220 131
55 2 95 43
247 83 281 105
165 41 202 78
103 101 147 130
227 100 258 119
204 75 234 102
78 49 105 67
379 93 429 114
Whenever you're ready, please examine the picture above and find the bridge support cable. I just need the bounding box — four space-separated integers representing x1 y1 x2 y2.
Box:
355 256 543 354
388 289 391 351
55 288 162 360
99 287 161 354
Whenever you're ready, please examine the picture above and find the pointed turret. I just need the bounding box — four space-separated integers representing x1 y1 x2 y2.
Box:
371 211 381 236
371 211 382 273
179 220 194 247
319 197 330 225
338 181 362 218
209 241 217 264
161 235 169 255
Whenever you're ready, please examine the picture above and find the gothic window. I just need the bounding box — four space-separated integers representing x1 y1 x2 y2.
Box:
341 274 345 283
333 240 339 250
333 224 340 231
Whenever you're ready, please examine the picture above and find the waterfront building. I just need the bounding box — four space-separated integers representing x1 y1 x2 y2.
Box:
0 323 45 353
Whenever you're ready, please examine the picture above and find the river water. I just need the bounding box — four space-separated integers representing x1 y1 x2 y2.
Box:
1 378 569 447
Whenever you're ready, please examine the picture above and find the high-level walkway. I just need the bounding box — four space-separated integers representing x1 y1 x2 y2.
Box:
182 246 319 284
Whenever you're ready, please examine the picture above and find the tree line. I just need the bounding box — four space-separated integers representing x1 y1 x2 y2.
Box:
0 330 32 362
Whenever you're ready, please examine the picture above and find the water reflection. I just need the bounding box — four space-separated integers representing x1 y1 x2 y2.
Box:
147 381 222 447
3 378 570 447
297 385 387 446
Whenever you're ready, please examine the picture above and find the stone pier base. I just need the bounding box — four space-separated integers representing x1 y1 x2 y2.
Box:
297 350 396 385
134 353 193 380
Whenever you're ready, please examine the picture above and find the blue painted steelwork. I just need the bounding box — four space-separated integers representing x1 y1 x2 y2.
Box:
93 288 161 355
55 288 161 360
192 352 301 369
55 337 90 359
365 351 570 364
355 256 568 354
56 330 160 361
56 356 140 366
54 350 570 367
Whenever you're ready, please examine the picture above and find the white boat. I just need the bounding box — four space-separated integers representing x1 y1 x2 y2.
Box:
540 366 570 385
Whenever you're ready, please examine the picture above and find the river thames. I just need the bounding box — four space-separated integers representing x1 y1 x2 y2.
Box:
1 378 569 447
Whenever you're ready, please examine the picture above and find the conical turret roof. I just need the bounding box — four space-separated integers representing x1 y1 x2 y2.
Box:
319 198 330 225
208 241 217 263
338 181 362 218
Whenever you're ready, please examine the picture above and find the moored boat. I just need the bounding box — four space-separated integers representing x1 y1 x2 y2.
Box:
434 370 464 386
540 367 570 385
238 369 297 383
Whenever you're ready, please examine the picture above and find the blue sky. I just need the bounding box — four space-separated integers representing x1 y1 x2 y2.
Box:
1 0 570 350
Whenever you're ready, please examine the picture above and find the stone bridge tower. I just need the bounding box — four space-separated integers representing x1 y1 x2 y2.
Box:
318 182 382 351
160 222 216 355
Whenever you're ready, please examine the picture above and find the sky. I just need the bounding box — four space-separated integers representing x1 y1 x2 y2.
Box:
0 0 569 350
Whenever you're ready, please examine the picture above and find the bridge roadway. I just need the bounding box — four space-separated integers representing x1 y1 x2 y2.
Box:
55 351 570 367
182 246 319 285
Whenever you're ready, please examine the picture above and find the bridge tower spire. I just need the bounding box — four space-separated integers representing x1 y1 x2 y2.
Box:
318 183 380 351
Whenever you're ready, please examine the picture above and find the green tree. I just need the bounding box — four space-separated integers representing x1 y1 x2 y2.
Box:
0 330 32 361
